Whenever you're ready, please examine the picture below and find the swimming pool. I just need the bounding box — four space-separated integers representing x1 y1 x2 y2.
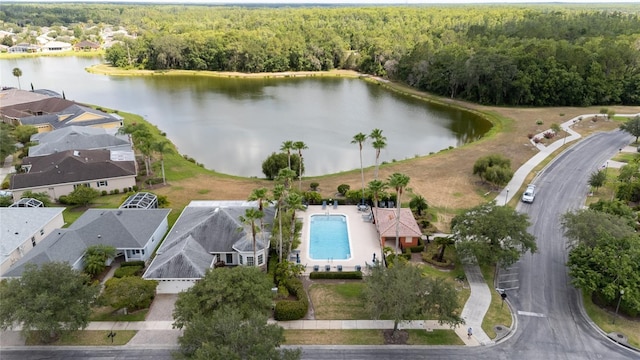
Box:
309 214 351 260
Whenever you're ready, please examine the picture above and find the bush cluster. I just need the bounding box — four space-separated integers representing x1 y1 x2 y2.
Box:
121 261 146 267
407 245 425 253
114 265 143 278
309 271 363 279
274 278 308 321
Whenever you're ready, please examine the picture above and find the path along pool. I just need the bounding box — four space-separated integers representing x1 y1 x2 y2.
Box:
309 214 351 260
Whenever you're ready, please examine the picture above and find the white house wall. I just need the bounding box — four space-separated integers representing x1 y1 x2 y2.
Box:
12 176 136 202
155 279 197 294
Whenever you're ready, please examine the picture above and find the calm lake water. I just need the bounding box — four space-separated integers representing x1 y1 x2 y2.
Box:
0 57 491 177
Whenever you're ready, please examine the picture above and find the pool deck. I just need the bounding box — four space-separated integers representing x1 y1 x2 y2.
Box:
294 205 382 274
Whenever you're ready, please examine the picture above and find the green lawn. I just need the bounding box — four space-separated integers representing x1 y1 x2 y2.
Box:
582 290 640 348
480 265 513 339
308 282 368 320
25 330 136 346
91 306 148 322
282 329 462 345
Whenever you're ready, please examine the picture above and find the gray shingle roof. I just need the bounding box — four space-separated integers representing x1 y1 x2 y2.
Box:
17 104 121 130
29 126 130 157
3 209 171 277
143 201 274 280
0 207 65 266
10 149 136 190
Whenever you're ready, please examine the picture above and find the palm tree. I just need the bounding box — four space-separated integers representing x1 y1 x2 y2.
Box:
351 132 367 205
280 140 294 169
153 140 172 185
273 184 286 263
369 129 387 180
239 208 264 267
248 187 270 245
367 179 388 226
292 141 308 191
12 68 22 90
276 167 297 190
285 192 306 256
409 194 428 216
388 172 410 253
83 244 116 277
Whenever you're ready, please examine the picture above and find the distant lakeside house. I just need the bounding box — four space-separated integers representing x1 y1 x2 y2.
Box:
143 200 275 294
28 126 131 157
10 149 137 202
2 208 171 278
0 207 65 275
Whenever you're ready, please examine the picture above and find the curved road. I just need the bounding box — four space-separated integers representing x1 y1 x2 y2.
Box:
2 131 638 360
502 130 636 360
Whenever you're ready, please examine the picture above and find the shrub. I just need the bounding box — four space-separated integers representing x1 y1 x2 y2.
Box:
132 185 139 192
113 189 120 194
407 245 425 253
337 184 350 196
274 277 308 321
101 190 108 196
1 181 8 189
536 119 543 125
146 178 163 185
58 195 69 205
120 261 145 267
527 133 534 139
309 271 363 279
114 265 143 278
543 131 555 139
304 191 322 205
422 252 452 267
310 182 319 191
533 137 541 144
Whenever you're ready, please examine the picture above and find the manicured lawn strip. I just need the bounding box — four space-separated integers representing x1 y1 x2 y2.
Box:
582 290 640 348
282 329 462 345
25 330 136 346
91 306 148 322
611 152 638 163
480 265 513 339
308 282 368 320
419 247 471 310
406 329 465 345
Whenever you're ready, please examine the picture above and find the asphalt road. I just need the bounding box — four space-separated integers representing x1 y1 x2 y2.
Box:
504 130 637 360
2 131 638 360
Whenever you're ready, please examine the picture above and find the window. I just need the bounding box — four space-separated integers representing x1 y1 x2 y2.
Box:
73 183 91 190
247 256 254 266
239 255 243 265
258 254 264 265
226 254 233 264
40 229 44 236
97 181 108 187
31 237 36 247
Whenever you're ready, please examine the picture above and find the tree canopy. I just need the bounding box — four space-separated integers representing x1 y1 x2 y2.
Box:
620 115 640 143
362 261 463 333
173 266 274 329
472 154 513 188
450 201 537 267
561 208 636 249
103 276 157 313
0 262 98 343
4 4 638 106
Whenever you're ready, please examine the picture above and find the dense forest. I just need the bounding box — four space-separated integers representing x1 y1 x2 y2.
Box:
2 4 640 106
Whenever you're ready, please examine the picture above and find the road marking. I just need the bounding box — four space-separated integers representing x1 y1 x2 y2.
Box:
517 311 546 318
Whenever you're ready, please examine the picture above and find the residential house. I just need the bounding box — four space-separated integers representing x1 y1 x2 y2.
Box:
42 41 72 52
0 207 65 275
374 208 423 251
74 40 101 51
28 126 131 157
3 208 171 278
0 89 123 132
143 200 275 294
10 149 137 202
8 43 39 53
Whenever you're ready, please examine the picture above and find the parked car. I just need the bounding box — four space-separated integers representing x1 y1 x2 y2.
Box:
522 184 536 203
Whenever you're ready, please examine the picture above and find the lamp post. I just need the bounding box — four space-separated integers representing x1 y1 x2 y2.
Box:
505 188 510 206
613 289 625 324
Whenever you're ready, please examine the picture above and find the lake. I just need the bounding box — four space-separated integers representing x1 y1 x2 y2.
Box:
0 57 491 177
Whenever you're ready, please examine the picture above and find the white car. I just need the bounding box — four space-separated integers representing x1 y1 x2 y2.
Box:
522 184 536 203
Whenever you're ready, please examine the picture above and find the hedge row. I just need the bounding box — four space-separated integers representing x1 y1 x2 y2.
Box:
120 261 146 267
309 271 362 280
114 265 143 278
274 278 308 321
407 245 425 253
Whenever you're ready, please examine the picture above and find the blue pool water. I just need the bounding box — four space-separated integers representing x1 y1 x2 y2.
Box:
309 215 351 260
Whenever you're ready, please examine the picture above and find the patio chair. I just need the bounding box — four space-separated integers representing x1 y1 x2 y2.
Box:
322 200 327 209
313 265 320 272
355 265 362 272
325 264 331 272
333 200 338 209
337 265 343 272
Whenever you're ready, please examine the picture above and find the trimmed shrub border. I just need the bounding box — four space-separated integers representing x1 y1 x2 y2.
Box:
309 271 363 280
274 277 309 321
